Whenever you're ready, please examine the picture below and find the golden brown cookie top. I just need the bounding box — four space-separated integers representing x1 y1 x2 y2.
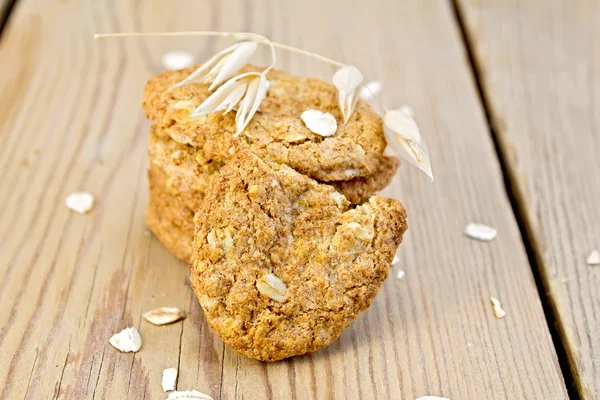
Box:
143 65 387 182
190 150 407 361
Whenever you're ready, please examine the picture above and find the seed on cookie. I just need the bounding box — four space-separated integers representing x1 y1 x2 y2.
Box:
256 273 287 302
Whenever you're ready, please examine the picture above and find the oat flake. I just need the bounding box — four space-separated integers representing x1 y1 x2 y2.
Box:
256 273 287 302
465 223 497 241
162 368 178 392
489 297 506 319
167 390 214 399
416 397 451 400
143 307 186 326
66 192 95 214
109 327 141 353
301 109 337 137
586 250 600 266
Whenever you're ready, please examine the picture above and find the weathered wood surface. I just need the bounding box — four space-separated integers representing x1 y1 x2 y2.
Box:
456 0 600 398
0 0 568 399
0 0 14 39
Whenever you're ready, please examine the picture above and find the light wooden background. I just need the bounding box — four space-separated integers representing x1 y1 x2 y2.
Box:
0 0 595 399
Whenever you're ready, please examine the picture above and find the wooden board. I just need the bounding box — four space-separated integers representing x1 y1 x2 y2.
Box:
0 0 568 399
456 0 600 398
0 0 14 34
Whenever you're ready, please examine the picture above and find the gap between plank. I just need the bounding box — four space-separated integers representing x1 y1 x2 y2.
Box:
0 0 18 39
449 1 580 399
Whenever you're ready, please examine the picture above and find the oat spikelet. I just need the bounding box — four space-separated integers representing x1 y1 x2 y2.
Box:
384 109 433 181
332 65 363 123
171 41 257 90
190 72 267 136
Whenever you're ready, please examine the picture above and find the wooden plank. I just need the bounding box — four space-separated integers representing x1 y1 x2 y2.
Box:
0 0 568 399
456 0 600 398
0 0 15 36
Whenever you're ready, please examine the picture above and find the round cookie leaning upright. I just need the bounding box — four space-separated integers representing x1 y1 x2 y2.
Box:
190 150 408 361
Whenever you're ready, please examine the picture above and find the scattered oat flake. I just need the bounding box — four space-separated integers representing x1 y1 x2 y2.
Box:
416 397 451 400
396 269 406 280
162 51 195 71
167 390 214 400
465 223 497 241
586 250 600 266
489 297 506 319
301 109 337 137
66 192 95 214
143 307 186 326
256 273 287 302
109 327 141 352
162 368 178 392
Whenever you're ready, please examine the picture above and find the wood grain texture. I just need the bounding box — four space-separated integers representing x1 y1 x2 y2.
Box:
456 0 600 398
0 0 568 399
0 0 15 34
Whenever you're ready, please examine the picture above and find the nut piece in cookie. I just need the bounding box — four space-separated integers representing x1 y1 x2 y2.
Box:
190 150 408 361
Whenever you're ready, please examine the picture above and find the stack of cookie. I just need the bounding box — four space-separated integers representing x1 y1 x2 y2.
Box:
143 65 400 263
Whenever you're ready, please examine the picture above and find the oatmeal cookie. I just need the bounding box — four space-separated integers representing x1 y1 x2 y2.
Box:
147 153 398 262
149 125 399 205
148 162 206 216
330 155 400 204
148 166 196 232
146 201 193 263
190 150 408 361
143 64 388 182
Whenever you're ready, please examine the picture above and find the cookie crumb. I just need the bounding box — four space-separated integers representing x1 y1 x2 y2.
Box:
587 250 600 266
256 273 287 302
162 51 195 71
162 368 178 392
167 390 214 399
143 307 186 326
489 297 506 319
66 192 95 215
465 223 497 241
109 327 141 353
